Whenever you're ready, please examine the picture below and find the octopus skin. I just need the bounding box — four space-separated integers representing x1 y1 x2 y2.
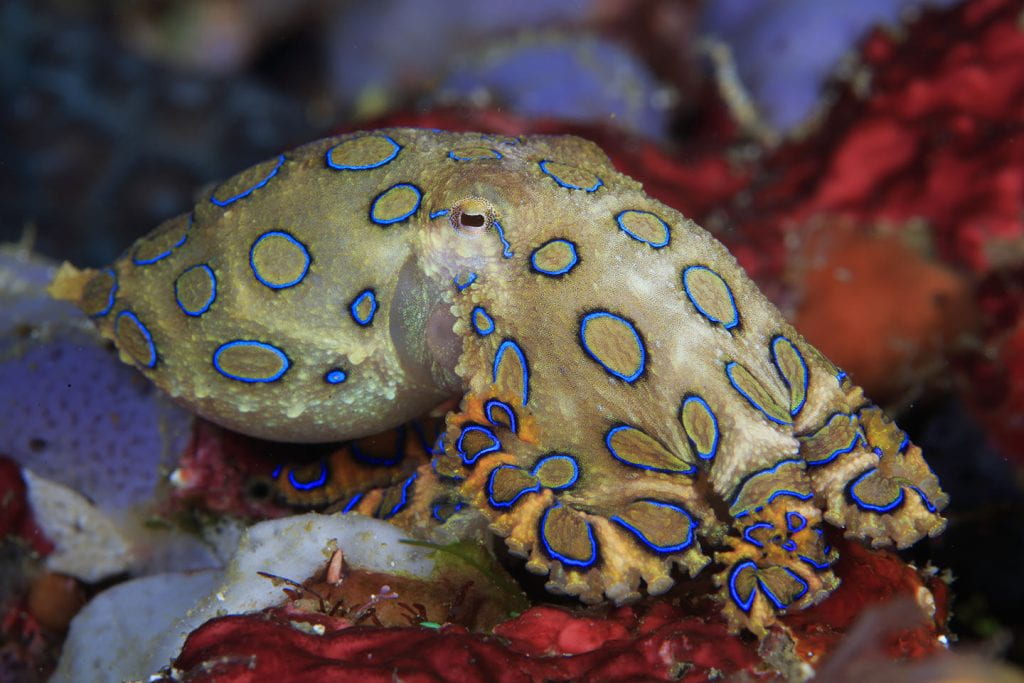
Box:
50 129 948 634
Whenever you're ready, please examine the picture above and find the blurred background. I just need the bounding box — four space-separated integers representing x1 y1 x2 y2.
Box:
3 0 1024 675
1 0 962 266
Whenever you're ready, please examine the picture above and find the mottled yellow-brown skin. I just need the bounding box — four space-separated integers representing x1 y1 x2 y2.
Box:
50 129 948 635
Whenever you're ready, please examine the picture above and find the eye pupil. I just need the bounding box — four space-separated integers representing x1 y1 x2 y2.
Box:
460 213 486 228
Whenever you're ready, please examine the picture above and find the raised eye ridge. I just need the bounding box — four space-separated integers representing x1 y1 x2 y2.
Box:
448 197 496 234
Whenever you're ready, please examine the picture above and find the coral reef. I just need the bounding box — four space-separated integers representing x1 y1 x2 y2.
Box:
157 538 947 682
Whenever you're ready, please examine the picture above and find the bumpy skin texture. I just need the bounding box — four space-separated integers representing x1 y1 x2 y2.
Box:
50 128 948 635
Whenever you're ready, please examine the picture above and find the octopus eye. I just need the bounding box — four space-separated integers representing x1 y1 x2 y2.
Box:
449 197 495 235
460 212 486 228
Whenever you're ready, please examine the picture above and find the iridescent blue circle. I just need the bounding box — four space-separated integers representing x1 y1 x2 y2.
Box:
115 310 158 368
471 306 495 336
324 368 347 384
369 182 423 225
212 340 290 383
538 160 603 192
249 230 311 290
579 311 646 383
615 210 670 249
174 263 217 317
326 135 401 170
349 289 378 326
210 154 285 207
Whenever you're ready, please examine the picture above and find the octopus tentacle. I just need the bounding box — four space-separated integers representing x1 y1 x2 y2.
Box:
714 498 838 636
438 392 722 604
272 418 441 508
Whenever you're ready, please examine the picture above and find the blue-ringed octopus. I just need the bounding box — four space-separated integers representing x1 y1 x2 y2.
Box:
50 128 948 635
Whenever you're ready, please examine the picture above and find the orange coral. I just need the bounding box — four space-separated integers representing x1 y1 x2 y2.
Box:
790 221 976 402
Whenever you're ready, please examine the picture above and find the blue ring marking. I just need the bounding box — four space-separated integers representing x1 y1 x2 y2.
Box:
431 502 448 522
370 182 423 225
680 395 719 461
453 272 477 291
898 433 911 453
431 501 466 522
271 464 283 479
349 289 378 326
174 264 217 317
911 486 938 513
872 446 884 458
448 148 502 161
785 512 807 533
766 489 814 506
539 504 598 568
326 135 401 170
781 540 798 552
725 361 792 426
484 399 517 434
493 339 530 406
604 425 698 476
486 465 541 509
115 310 158 368
342 493 364 514
579 311 647 383
287 460 328 491
786 568 810 602
741 522 774 548
538 159 603 192
756 578 785 610
758 568 809 610
530 238 579 276
213 340 290 383
530 454 579 490
615 210 670 249
456 424 501 466
91 267 118 318
324 368 347 384
729 458 805 508
382 472 418 519
847 468 905 513
799 554 832 570
132 229 188 266
483 134 523 146
815 528 831 557
429 432 446 456
430 209 450 219
471 306 495 336
771 336 809 416
682 265 739 329
728 560 758 613
805 416 864 467
492 220 514 258
610 500 695 554
837 370 849 384
249 230 311 290
211 154 285 207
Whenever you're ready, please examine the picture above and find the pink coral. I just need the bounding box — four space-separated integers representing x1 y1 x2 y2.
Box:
744 0 1024 275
